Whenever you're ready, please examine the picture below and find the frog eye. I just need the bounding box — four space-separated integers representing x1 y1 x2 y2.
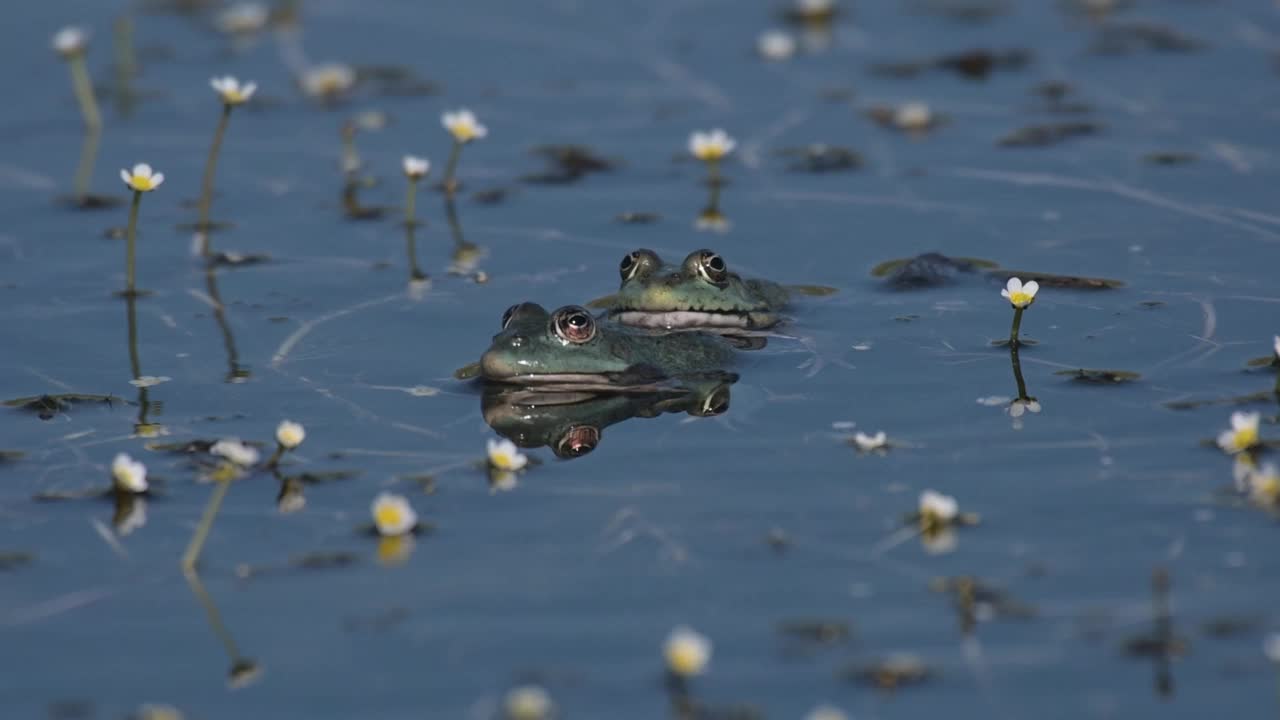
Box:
620 249 661 282
694 250 728 285
501 304 519 329
552 306 597 344
555 425 600 458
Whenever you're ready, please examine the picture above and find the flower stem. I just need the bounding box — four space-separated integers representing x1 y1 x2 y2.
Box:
405 177 418 227
1010 341 1030 401
707 158 721 187
124 189 142 296
442 141 462 196
68 53 101 131
181 478 232 571
113 16 136 117
1008 306 1024 348
197 103 233 249
73 126 101 201
406 223 426 281
264 443 285 470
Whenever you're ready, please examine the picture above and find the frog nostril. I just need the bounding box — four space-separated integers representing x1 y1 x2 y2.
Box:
509 335 526 348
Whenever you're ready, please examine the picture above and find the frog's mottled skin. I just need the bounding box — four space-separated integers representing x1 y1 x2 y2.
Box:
602 249 791 330
479 303 735 389
482 378 733 458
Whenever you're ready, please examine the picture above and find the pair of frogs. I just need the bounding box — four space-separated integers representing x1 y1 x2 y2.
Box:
472 249 809 391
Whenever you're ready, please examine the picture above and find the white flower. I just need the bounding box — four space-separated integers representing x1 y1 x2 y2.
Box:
1265 633 1280 663
797 0 836 15
129 375 171 388
1008 398 1041 418
757 30 796 61
487 438 528 472
120 163 165 193
919 490 958 524
217 3 269 34
664 626 712 677
111 453 148 494
1248 463 1280 505
52 27 88 57
688 129 736 162
442 109 488 143
402 155 430 180
1001 277 1039 309
115 497 148 536
301 63 355 99
211 438 260 467
275 420 306 450
893 101 933 131
804 706 848 720
490 470 519 493
503 685 553 720
371 492 418 536
853 430 888 451
1216 411 1261 454
210 75 257 105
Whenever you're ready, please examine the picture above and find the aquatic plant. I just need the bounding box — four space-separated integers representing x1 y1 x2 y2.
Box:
917 490 958 533
1246 463 1279 507
688 129 735 186
503 685 554 720
1001 276 1039 348
265 420 305 468
441 109 488 195
664 625 712 678
301 62 355 102
119 163 165 296
1216 411 1260 455
757 30 796 61
852 430 888 452
486 437 528 472
111 453 148 494
194 76 257 256
371 492 418 537
401 155 430 227
52 27 99 130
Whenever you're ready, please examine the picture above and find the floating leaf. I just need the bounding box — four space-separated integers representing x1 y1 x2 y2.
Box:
994 268 1124 289
998 122 1101 148
453 361 482 380
0 450 25 463
776 619 852 645
615 211 660 224
775 144 863 173
843 655 934 689
5 393 126 419
0 551 34 571
1055 368 1141 384
1164 391 1274 411
1245 355 1280 369
871 254 998 279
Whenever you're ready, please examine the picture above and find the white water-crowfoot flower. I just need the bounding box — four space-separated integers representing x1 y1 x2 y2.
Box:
217 3 269 34
894 101 933 131
52 27 88 57
1248 463 1280 505
757 30 796 61
853 431 888 452
371 492 418 536
301 63 355 99
402 155 430 180
664 626 712 677
1001 277 1039 309
689 129 736 162
503 685 554 720
1217 411 1261 454
211 438 260 467
210 76 257 105
112 453 148 493
918 489 958 526
442 109 488 143
1008 398 1041 418
120 163 165 192
275 420 305 450
487 438 528 472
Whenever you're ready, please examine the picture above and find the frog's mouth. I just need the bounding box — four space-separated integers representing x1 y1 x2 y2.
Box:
611 309 758 329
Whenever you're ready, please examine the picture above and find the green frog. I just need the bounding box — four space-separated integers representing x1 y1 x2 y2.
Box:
591 249 833 331
474 302 737 391
482 377 733 458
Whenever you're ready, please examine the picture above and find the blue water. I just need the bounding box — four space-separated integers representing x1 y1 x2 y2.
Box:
2 1 1280 718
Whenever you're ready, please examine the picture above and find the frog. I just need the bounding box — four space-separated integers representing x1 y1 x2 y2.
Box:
481 377 733 459
473 302 737 392
589 248 835 332
872 252 1124 290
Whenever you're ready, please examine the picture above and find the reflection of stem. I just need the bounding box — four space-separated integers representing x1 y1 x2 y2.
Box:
405 223 426 281
124 190 142 296
73 126 101 200
197 104 233 251
1151 568 1174 698
340 122 359 177
706 158 721 187
442 141 462 196
264 444 285 469
113 16 136 117
184 568 244 661
181 479 232 571
405 177 418 227
126 294 152 429
1010 343 1031 401
445 196 477 275
1009 307 1024 348
68 53 101 131
707 181 721 212
205 266 250 383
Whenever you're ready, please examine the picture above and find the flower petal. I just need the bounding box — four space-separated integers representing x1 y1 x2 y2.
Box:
1023 280 1040 297
150 173 165 188
134 163 152 178
1005 277 1022 293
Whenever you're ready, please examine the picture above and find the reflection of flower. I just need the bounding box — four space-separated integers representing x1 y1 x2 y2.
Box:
210 76 257 105
853 431 888 452
1274 335 1280 360
218 3 269 34
921 527 957 555
402 155 430 180
120 163 165 192
301 63 355 99
893 102 932 131
689 129 736 162
1265 633 1280 663
758 30 796 61
442 109 488 144
1217 411 1260 454
795 0 836 19
805 706 849 720
372 492 418 536
1008 398 1041 418
504 685 554 720
115 497 148 536
918 490 958 529
664 626 712 677
487 438 528 472
695 206 731 233
1001 277 1039 309
211 438 260 467
489 470 519 493
52 27 88 57
112 453 149 494
1248 463 1280 506
276 420 306 450
376 534 415 565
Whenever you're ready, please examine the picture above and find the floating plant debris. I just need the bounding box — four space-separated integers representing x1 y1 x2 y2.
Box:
842 654 933 689
929 576 1037 621
872 48 1032 80
521 144 617 185
998 122 1101 147
0 551 35 571
147 439 266 454
776 619 852 645
1143 151 1197 166
236 551 362 580
0 450 24 463
775 144 863 173
866 104 947 134
1200 615 1262 639
59 193 125 210
994 268 1123 289
1163 391 1274 411
1245 355 1280 369
1054 368 1141 384
4 393 126 419
616 211 661 224
1092 23 1205 55
471 187 512 205
354 65 440 97
1029 81 1093 114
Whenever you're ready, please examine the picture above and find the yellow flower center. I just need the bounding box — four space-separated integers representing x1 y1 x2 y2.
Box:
451 124 476 142
377 535 413 565
666 644 705 676
491 452 518 471
130 174 154 191
697 147 725 162
1233 427 1259 450
375 504 405 531
223 90 247 104
1009 291 1034 307
1255 475 1280 503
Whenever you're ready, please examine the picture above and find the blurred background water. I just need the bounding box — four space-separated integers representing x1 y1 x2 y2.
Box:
2 1 1280 718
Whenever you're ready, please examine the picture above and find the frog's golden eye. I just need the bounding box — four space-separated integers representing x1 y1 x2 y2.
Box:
620 249 661 282
555 425 600 458
695 250 728 285
552 306 597 344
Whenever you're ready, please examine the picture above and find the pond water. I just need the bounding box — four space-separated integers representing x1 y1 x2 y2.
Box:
2 0 1280 718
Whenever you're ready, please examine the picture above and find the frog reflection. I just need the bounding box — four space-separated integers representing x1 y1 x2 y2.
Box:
873 252 1123 291
482 378 735 459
